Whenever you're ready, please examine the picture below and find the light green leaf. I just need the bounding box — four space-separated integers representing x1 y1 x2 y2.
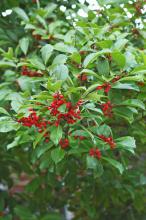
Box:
83 52 97 68
112 82 139 91
53 54 67 65
13 7 29 22
19 37 29 55
41 44 54 65
112 51 126 68
29 57 45 70
53 64 69 80
50 126 62 145
114 107 134 124
114 38 128 50
7 136 20 150
47 80 62 91
33 130 46 148
0 116 19 133
83 49 111 68
97 124 112 137
70 52 81 64
121 99 145 110
86 155 103 177
0 61 16 68
54 42 77 54
51 148 65 164
97 58 110 76
102 157 124 174
116 136 136 154
0 107 10 116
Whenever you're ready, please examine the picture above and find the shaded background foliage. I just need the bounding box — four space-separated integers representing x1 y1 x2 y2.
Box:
0 0 146 220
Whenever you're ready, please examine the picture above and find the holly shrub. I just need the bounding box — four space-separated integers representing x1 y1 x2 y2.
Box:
0 0 146 219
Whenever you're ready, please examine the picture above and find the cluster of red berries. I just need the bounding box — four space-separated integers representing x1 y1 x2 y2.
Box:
89 148 101 159
96 83 111 94
48 93 82 126
17 109 40 128
21 66 43 77
98 135 116 149
59 138 69 149
101 101 113 117
78 73 87 81
17 109 50 142
96 76 121 94
74 135 86 140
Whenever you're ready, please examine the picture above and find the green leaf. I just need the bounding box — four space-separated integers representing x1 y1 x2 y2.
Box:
7 136 20 150
121 99 145 110
0 61 16 68
83 49 111 68
41 44 54 65
10 93 24 113
83 52 97 68
54 42 77 53
36 15 47 29
53 54 67 65
97 40 113 48
87 155 98 169
102 157 124 174
82 83 99 98
0 107 10 116
32 144 53 163
29 57 45 70
114 107 134 124
114 38 128 50
53 64 69 80
19 37 29 55
116 136 136 154
0 116 19 133
33 130 46 148
86 155 103 177
97 58 110 76
70 52 81 64
47 80 62 91
97 124 112 137
50 126 62 145
51 148 65 164
64 30 76 44
80 125 95 144
112 51 126 68
112 82 139 91
13 7 29 22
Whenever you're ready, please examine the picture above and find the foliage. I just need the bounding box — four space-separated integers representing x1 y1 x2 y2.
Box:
0 0 146 219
